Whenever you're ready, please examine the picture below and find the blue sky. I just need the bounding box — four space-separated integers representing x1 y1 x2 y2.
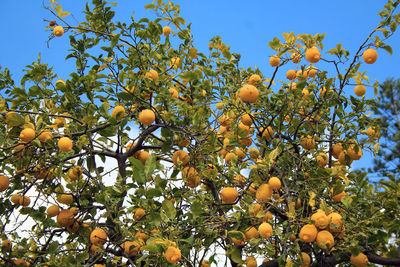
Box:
1 0 399 174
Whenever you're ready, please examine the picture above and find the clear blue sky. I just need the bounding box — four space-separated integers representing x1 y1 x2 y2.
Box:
1 0 399 174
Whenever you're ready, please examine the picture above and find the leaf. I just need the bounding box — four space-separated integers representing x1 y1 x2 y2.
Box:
191 201 203 217
268 147 279 164
288 201 295 218
55 4 70 18
229 246 243 264
268 37 282 51
144 154 156 178
341 195 352 209
381 45 393 55
129 158 146 184
162 200 176 219
5 112 25 127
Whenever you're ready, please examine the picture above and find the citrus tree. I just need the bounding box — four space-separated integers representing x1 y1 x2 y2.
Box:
1 0 400 266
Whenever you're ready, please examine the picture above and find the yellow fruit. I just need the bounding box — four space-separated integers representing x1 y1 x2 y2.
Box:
306 68 318 78
233 174 246 187
121 240 142 256
241 113 253 126
163 25 171 36
248 147 260 160
248 203 263 216
90 228 107 245
290 53 302 63
38 130 53 142
1 239 12 252
220 187 238 204
300 135 316 150
350 252 368 267
347 145 363 160
111 105 126 120
58 137 73 152
305 46 321 63
330 188 346 202
138 109 156 126
70 207 78 216
164 246 181 264
332 143 343 159
57 209 75 228
10 194 21 205
172 150 189 166
354 85 366 97
235 148 246 160
53 26 64 37
169 87 179 99
225 152 237 164
264 211 273 222
20 128 36 143
134 231 148 241
137 150 150 165
59 194 73 205
0 175 9 192
239 84 259 103
299 224 317 242
362 48 378 64
246 256 258 267
328 212 343 232
248 74 261 85
19 196 30 206
256 184 272 203
269 55 280 67
260 126 274 141
170 57 180 69
316 230 334 250
216 102 224 110
300 252 311 267
54 117 65 128
311 210 329 229
316 152 328 168
245 226 259 240
145 69 159 82
231 231 246 246
68 166 83 181
366 127 380 139
47 205 60 217
135 208 146 220
182 167 201 188
268 177 281 190
286 69 297 80
258 222 273 238
14 259 28 266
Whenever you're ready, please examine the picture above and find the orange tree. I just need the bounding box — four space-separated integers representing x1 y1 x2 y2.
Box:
1 0 400 266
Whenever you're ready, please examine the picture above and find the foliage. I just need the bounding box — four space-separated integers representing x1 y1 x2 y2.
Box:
0 0 400 266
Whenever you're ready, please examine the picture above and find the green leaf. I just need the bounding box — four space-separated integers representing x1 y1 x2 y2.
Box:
229 246 243 263
381 45 393 55
162 199 176 219
268 37 282 51
5 112 25 127
129 158 146 184
191 200 203 217
341 195 352 209
144 154 156 178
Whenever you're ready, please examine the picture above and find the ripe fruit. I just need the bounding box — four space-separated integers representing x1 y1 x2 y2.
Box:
68 166 83 181
347 145 363 160
264 211 273 222
248 74 261 85
246 256 257 267
121 240 142 256
10 194 21 204
139 109 156 126
231 231 246 246
0 175 9 192
316 230 334 250
182 167 201 188
135 208 146 220
330 188 346 202
311 210 329 229
233 174 246 187
224 152 237 164
90 228 107 245
258 222 273 238
58 137 73 152
59 194 73 205
38 130 53 142
169 87 179 99
57 209 75 227
366 127 380 139
241 113 253 126
316 152 328 168
269 55 280 67
239 84 259 103
260 126 274 141
290 53 301 63
354 85 366 97
19 196 30 206
332 143 343 159
300 135 316 150
145 69 159 82
256 184 272 202
47 205 60 217
305 46 321 63
328 212 343 232
53 26 64 37
245 227 259 240
248 203 263 216
164 246 181 264
300 252 311 267
299 224 318 242
172 150 189 166
111 105 126 120
350 252 368 267
20 128 36 143
220 187 238 204
163 25 171 36
362 48 378 64
286 69 297 80
248 147 260 160
268 177 281 190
